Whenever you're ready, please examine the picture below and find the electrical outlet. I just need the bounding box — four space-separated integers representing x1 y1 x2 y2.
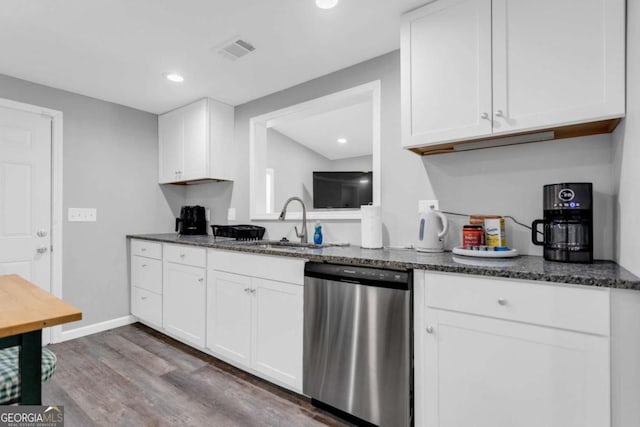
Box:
68 208 97 222
227 207 236 221
419 199 439 212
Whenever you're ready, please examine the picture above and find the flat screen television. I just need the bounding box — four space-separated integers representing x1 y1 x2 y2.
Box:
313 171 373 209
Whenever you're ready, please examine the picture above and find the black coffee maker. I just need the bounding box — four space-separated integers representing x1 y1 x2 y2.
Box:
176 206 207 235
532 183 593 263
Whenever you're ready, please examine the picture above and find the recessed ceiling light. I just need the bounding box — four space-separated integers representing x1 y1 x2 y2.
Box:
337 138 348 144
163 72 184 83
316 0 338 9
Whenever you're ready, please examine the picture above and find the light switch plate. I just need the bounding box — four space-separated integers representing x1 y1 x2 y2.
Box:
68 208 97 222
419 199 439 212
227 208 236 221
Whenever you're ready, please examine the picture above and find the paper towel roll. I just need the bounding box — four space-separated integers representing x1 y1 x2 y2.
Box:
361 205 383 249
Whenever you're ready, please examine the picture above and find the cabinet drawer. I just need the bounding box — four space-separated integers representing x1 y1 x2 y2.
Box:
424 272 610 335
131 256 162 294
208 249 305 285
131 286 162 327
131 239 162 259
164 244 207 268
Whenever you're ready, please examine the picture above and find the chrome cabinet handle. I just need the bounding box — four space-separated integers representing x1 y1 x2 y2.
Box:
426 326 434 334
497 297 507 306
37 230 48 237
480 112 490 120
198 277 204 283
37 246 48 254
495 109 504 117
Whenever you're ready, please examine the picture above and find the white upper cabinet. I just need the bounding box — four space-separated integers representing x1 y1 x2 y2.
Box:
401 0 625 152
158 98 234 184
401 0 493 146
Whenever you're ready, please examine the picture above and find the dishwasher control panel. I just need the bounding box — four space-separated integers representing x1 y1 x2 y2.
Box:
304 262 410 288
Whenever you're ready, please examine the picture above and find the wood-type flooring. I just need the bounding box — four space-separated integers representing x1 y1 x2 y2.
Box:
42 323 350 427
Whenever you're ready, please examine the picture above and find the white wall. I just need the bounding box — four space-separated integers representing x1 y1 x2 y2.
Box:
330 155 373 171
0 74 181 330
612 0 640 276
267 129 331 211
186 50 618 258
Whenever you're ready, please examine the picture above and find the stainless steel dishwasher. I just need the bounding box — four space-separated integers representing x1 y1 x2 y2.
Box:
303 262 412 427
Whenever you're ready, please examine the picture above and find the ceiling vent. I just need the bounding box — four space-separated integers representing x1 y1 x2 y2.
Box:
217 37 256 61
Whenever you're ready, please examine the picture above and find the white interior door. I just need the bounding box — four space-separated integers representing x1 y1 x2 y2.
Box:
0 105 52 344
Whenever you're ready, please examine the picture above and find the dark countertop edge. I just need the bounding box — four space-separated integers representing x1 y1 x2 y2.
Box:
126 235 640 290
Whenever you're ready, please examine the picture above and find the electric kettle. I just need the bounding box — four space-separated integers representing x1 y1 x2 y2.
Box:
416 210 448 253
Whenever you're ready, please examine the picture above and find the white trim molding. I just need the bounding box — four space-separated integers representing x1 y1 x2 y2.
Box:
0 97 64 344
56 315 137 343
250 80 382 221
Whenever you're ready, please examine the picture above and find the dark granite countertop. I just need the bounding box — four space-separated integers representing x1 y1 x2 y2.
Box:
127 233 640 290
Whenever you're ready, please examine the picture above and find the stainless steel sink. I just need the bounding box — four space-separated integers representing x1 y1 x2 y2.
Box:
240 240 328 250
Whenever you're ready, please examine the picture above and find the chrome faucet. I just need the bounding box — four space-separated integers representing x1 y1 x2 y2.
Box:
279 196 308 243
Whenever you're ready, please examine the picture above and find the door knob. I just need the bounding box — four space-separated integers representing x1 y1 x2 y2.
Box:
480 112 490 120
37 230 48 237
426 325 434 334
497 297 507 306
495 110 504 117
37 246 48 254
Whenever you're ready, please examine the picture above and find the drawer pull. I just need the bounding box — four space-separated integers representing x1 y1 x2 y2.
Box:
426 326 434 334
497 298 507 306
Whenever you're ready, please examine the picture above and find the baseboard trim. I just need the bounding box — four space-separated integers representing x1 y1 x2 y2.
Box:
55 315 137 343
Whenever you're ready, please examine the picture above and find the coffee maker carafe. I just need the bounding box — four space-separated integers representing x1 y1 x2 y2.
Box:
176 206 207 235
532 183 593 263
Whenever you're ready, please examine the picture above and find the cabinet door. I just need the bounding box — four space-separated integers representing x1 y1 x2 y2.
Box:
131 286 162 328
401 0 492 147
422 308 610 427
158 108 183 183
251 278 303 391
206 270 252 367
181 99 208 181
491 0 625 134
163 262 206 347
131 256 162 294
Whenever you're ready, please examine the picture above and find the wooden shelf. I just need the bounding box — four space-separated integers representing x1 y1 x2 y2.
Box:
408 118 622 156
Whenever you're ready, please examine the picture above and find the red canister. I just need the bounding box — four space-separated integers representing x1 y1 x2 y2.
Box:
462 225 484 249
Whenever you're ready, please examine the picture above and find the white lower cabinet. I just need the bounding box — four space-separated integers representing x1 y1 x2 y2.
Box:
130 239 163 329
163 246 206 348
251 277 303 388
131 286 162 327
415 271 610 427
207 249 305 392
207 270 252 366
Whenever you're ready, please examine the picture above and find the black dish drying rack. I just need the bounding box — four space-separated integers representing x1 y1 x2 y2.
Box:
211 225 266 241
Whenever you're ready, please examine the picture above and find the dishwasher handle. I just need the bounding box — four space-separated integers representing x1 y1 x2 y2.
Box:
304 262 411 290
